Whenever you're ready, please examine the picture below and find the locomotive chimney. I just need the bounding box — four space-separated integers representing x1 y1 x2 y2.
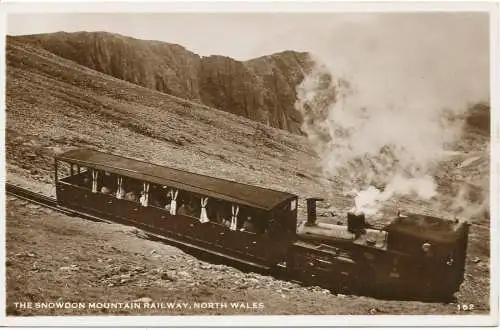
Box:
305 197 324 226
347 211 366 234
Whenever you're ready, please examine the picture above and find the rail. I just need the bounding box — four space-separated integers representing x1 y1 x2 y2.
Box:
6 184 57 208
6 183 113 224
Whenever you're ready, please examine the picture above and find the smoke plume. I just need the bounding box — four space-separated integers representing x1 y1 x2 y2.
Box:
294 13 489 217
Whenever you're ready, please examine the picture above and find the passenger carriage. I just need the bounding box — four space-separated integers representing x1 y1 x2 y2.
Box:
55 148 298 270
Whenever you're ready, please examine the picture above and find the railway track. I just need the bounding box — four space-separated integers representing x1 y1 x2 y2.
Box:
6 183 113 225
5 183 276 274
6 184 57 208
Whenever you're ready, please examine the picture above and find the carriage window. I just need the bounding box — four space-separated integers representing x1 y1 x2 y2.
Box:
178 193 202 219
145 185 184 214
56 161 73 181
210 200 232 228
99 171 117 195
75 166 91 188
290 199 297 211
57 162 89 183
121 177 143 203
238 208 267 234
148 185 170 209
207 203 268 233
240 215 257 233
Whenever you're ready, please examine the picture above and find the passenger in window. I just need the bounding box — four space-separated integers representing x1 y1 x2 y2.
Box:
125 191 139 203
101 186 113 194
214 205 227 224
178 200 197 218
149 196 161 208
164 203 171 212
240 216 257 233
116 189 125 200
223 218 231 228
163 192 172 211
217 212 230 226
177 202 187 216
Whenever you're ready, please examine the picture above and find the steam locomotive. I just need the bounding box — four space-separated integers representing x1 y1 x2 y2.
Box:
292 198 469 299
54 148 470 300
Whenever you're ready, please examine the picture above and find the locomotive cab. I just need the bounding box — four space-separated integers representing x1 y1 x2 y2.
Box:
383 213 470 296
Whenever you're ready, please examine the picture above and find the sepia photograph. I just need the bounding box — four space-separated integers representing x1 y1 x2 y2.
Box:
2 1 498 327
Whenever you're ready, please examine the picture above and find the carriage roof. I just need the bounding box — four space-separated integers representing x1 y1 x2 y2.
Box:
56 148 297 211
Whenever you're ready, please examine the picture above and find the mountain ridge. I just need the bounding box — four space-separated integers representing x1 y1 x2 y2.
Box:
10 31 314 133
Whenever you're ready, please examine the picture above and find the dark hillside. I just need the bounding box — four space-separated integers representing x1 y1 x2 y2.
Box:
465 102 490 135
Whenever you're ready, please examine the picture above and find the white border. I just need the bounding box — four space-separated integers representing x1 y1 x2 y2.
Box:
1 1 499 328
2 314 500 327
1 1 499 13
489 0 500 327
0 3 6 330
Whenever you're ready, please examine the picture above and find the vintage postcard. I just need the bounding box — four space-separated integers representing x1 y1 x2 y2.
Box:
1 1 498 327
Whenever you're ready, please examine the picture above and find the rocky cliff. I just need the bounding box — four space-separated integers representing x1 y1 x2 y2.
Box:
11 32 313 133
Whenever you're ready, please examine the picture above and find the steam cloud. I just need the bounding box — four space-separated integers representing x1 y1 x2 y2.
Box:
294 13 489 218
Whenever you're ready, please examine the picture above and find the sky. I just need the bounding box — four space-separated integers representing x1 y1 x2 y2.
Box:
7 12 490 61
7 13 337 60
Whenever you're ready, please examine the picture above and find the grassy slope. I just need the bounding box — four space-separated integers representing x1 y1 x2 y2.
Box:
5 38 491 316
